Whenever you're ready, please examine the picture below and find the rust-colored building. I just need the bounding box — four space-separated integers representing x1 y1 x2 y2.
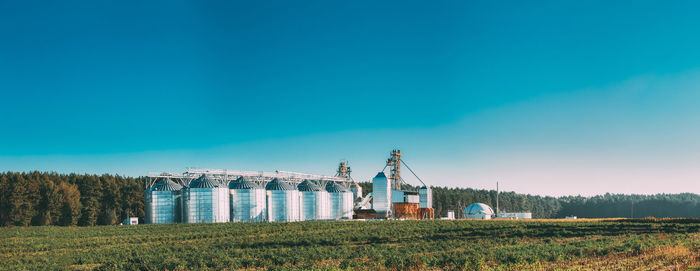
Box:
393 202 419 220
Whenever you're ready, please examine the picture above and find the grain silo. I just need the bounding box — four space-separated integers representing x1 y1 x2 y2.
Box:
326 181 354 220
349 182 362 202
298 180 330 221
144 178 182 224
229 176 266 222
419 186 432 208
372 172 391 218
266 178 300 222
182 174 230 223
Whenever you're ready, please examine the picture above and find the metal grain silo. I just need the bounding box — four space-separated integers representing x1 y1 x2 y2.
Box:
298 180 330 221
229 177 266 222
326 182 354 220
182 174 230 223
372 172 391 218
145 178 182 224
350 182 362 202
265 178 300 222
419 186 432 208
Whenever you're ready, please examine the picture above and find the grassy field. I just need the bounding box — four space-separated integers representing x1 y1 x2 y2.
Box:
0 218 698 270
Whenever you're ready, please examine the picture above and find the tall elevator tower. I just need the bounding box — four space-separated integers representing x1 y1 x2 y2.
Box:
335 161 351 179
386 149 402 190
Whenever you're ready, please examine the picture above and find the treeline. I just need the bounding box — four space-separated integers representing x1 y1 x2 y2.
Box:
0 172 145 226
1 172 698 226
358 183 700 219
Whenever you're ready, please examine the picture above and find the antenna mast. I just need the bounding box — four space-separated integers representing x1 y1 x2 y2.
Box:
496 181 499 217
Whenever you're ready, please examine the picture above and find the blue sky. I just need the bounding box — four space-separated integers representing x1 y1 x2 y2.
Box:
1 1 700 196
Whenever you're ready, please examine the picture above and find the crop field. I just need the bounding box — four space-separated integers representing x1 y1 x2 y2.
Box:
0 218 698 270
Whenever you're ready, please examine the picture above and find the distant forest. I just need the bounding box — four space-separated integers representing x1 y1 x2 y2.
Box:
0 172 698 226
0 172 145 227
356 183 699 219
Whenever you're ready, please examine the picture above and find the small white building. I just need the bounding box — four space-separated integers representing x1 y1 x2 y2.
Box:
464 203 495 219
498 211 532 219
124 217 139 225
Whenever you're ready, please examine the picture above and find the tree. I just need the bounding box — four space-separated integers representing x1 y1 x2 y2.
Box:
57 182 82 226
78 175 102 226
98 208 118 225
0 174 9 225
35 176 62 226
7 174 34 226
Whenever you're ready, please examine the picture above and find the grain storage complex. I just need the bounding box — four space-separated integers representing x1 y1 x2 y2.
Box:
144 150 437 224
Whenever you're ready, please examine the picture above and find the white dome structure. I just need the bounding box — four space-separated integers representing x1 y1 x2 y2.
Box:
464 203 495 219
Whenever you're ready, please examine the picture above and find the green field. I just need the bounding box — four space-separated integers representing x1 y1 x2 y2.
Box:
1 218 698 270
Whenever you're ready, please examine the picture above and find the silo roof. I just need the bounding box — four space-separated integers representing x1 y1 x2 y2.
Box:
297 180 322 191
265 178 296 190
465 203 495 216
374 172 387 179
189 174 223 188
229 177 262 189
325 181 349 193
150 178 182 191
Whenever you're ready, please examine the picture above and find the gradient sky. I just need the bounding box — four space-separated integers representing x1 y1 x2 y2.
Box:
1 1 700 196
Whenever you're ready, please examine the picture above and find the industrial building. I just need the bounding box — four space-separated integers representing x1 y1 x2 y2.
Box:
498 211 533 219
492 182 532 220
461 182 533 220
464 203 495 219
144 150 436 224
141 150 539 224
145 168 360 224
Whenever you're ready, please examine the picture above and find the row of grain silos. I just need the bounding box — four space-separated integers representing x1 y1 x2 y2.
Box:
145 174 354 224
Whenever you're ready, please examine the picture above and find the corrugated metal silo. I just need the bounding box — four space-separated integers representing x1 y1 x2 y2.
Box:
372 172 391 218
326 182 354 220
350 182 362 202
419 186 432 208
297 180 330 221
145 178 182 224
229 177 266 222
182 174 230 223
265 178 300 222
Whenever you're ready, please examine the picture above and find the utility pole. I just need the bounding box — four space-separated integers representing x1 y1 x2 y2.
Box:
631 200 634 219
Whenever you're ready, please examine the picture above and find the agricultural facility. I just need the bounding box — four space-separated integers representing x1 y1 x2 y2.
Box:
144 150 436 224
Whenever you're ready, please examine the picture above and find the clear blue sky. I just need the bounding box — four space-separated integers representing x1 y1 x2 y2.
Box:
1 1 700 196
